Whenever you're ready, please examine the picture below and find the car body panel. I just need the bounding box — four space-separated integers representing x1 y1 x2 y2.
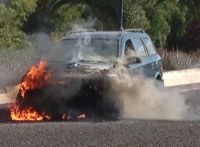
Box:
60 30 163 81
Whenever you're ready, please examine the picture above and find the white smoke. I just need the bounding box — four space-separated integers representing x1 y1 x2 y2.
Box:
0 21 199 121
106 66 187 120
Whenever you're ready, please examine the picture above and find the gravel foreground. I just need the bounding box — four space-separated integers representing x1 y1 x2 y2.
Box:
0 120 200 147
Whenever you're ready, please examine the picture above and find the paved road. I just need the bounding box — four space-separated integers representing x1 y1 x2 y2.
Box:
0 120 200 147
0 85 199 146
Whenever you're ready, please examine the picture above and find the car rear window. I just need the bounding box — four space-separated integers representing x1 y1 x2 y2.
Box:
142 38 156 55
131 39 147 57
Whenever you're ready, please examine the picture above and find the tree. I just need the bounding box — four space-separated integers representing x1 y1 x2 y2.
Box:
0 4 23 49
23 0 89 41
144 0 191 48
0 0 199 50
124 0 150 30
144 0 171 47
0 0 37 50
180 0 200 19
10 0 37 24
166 3 191 49
80 0 119 30
179 0 200 50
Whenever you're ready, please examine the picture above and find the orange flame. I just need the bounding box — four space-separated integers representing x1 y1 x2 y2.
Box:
10 103 51 121
9 60 87 121
77 114 86 120
10 61 52 121
20 61 52 97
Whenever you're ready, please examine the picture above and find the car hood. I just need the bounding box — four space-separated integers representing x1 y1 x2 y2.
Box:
68 61 114 70
49 60 115 79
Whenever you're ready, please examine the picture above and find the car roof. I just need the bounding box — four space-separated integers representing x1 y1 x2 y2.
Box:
62 29 150 40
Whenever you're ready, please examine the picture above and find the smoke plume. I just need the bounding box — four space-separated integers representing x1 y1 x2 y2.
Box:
108 69 187 120
0 22 199 121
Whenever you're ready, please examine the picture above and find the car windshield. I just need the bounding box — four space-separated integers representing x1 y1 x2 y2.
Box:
58 38 118 62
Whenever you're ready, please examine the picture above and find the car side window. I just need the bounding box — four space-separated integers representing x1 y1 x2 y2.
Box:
142 38 156 55
124 39 136 58
131 39 147 57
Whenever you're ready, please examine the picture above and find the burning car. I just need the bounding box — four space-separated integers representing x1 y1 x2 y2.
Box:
58 29 163 81
9 29 163 122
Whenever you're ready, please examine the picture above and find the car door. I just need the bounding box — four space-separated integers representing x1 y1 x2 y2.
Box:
130 38 152 77
123 38 144 75
141 38 162 79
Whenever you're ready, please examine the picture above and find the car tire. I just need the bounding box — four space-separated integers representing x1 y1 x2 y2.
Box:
155 77 164 90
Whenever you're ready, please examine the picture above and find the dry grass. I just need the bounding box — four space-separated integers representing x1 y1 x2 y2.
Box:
0 49 38 73
158 49 200 71
0 48 40 88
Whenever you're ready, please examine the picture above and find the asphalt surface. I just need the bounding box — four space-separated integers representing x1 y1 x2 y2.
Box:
0 120 200 147
0 86 199 147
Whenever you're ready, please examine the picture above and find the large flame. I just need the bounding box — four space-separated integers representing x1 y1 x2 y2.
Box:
20 61 52 97
9 60 86 121
10 103 51 121
10 61 53 121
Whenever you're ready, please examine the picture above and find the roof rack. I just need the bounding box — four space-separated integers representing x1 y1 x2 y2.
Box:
68 29 96 34
122 29 145 33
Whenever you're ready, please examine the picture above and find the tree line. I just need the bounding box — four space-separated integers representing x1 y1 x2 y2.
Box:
0 0 199 51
